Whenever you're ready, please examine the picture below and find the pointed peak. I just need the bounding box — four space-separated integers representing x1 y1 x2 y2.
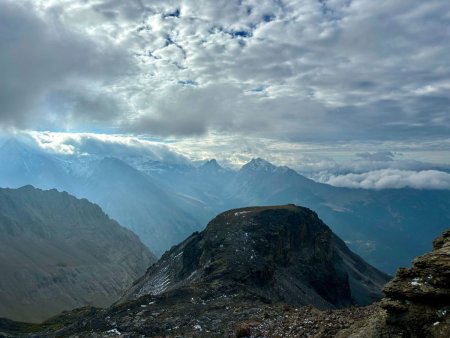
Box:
241 158 276 172
199 158 227 173
201 159 220 167
251 157 272 165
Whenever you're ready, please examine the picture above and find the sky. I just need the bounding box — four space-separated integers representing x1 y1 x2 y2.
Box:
1 0 449 189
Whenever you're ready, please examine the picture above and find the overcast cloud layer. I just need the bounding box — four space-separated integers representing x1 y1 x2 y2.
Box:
0 0 449 144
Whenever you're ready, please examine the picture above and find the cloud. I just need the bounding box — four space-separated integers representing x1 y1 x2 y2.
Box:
322 169 450 190
356 151 395 162
309 149 450 182
123 83 240 136
0 0 133 130
1 0 449 153
24 131 189 164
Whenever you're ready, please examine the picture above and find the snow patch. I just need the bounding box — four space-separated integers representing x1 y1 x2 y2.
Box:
187 270 197 280
234 211 250 216
105 328 121 335
137 266 171 296
411 277 422 287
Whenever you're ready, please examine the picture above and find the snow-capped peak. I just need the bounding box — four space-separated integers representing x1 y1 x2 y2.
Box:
241 158 276 172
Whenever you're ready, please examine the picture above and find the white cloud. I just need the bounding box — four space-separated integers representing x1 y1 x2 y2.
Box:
0 0 134 130
322 169 450 190
355 151 395 162
24 131 189 164
0 0 448 147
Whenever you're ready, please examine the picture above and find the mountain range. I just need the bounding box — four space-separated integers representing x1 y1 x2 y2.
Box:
0 138 449 273
0 186 155 322
0 205 392 337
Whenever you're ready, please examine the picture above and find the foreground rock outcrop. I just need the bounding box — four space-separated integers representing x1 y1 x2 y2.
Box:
381 229 450 337
337 230 450 338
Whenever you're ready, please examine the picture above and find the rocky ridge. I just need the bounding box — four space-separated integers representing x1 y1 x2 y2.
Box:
6 207 448 337
0 205 392 337
381 229 450 337
0 186 155 323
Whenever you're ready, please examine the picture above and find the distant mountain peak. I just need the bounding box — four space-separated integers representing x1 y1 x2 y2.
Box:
199 159 225 172
241 157 276 172
201 158 219 166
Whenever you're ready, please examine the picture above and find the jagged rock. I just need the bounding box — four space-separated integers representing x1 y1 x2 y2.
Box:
381 230 450 337
336 230 450 338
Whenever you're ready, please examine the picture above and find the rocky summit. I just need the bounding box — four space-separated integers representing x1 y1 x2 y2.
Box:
123 205 390 308
0 205 392 337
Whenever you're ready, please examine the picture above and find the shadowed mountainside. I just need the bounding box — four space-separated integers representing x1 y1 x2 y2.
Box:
0 186 156 323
